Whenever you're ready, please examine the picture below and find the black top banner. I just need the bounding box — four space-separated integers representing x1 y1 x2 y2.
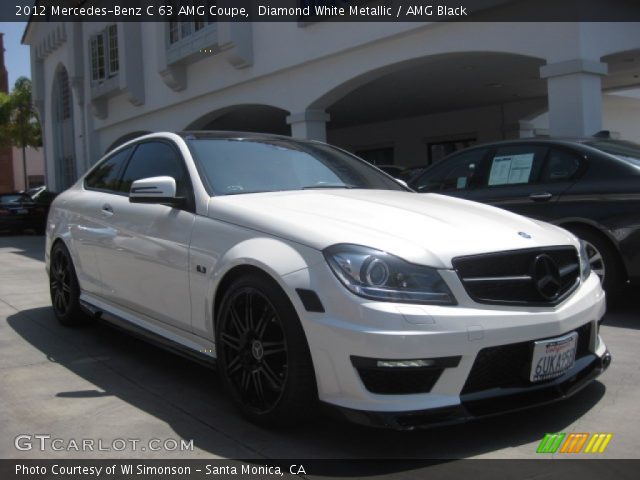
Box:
4 0 640 23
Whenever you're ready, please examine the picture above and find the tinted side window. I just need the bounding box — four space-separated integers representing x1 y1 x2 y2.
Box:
540 148 581 183
413 149 488 192
120 142 188 196
485 145 547 187
85 148 131 192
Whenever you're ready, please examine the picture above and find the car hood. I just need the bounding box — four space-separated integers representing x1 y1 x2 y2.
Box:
208 189 576 268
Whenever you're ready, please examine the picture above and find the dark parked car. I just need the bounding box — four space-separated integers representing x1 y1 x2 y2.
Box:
0 192 49 234
399 165 429 183
376 164 407 178
27 185 58 210
409 138 640 295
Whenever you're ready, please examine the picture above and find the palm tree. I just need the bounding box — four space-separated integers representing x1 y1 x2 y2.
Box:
0 77 42 190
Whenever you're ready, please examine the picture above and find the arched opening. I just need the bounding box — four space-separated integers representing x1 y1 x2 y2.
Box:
51 65 76 190
105 131 152 154
185 104 289 135
312 52 547 168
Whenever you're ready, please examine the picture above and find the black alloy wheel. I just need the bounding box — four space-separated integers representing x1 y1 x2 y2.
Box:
49 243 86 326
216 273 316 425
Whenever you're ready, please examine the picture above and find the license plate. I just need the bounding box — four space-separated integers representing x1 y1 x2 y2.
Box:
16 209 29 214
530 332 578 382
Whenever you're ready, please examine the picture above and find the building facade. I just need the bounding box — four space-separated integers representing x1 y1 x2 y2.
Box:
12 146 45 191
23 9 640 191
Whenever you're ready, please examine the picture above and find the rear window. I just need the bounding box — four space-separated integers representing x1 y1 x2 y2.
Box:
585 140 640 167
486 145 547 186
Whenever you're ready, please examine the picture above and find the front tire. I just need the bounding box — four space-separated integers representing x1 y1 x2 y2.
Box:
49 243 87 326
216 273 317 426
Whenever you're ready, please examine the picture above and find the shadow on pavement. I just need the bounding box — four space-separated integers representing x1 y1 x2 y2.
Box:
603 286 640 330
8 305 607 463
0 234 45 262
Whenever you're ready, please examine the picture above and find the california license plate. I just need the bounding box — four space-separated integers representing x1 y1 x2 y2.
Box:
530 332 578 382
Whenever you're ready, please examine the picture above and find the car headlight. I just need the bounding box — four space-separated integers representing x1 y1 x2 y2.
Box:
323 244 456 305
579 239 591 281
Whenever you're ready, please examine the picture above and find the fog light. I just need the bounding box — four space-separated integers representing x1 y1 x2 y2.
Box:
376 359 435 368
350 355 462 395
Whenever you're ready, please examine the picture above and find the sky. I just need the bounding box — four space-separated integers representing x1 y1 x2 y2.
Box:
0 22 31 90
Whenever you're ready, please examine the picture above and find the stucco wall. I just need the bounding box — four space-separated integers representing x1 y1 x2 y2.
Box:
12 146 45 191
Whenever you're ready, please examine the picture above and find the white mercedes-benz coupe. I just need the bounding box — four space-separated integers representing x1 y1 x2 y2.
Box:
46 132 610 429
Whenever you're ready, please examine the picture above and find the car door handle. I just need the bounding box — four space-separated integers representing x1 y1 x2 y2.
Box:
101 204 114 216
529 192 553 202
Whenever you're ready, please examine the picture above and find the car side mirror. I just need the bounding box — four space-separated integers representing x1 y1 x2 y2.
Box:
129 176 184 206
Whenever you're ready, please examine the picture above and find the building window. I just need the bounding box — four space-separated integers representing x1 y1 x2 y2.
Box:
355 147 395 166
28 175 45 188
180 21 193 38
169 19 215 44
168 2 217 45
58 69 71 120
427 138 476 165
90 34 105 82
169 21 180 43
108 25 119 75
90 25 119 83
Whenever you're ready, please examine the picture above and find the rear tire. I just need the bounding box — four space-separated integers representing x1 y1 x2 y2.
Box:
49 243 87 326
568 226 625 298
216 273 317 427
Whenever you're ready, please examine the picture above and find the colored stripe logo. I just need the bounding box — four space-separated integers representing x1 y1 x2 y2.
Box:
537 433 613 454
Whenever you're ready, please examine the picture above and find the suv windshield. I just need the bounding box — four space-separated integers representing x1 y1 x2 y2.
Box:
585 140 640 167
185 138 405 195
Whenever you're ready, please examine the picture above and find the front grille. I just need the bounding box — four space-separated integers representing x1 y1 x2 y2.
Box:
461 322 592 394
453 246 580 306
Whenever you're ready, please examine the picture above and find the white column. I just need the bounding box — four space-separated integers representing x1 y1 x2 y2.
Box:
286 110 330 142
540 59 607 137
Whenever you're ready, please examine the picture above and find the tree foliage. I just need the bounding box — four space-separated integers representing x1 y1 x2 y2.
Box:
0 76 42 151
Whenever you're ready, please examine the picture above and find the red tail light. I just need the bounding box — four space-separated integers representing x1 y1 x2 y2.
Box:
0 208 10 216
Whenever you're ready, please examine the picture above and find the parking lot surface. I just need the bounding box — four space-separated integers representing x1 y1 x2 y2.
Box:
1 235 638 459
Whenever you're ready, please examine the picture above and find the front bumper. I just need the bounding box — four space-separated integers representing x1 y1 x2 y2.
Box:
333 349 611 430
283 262 608 425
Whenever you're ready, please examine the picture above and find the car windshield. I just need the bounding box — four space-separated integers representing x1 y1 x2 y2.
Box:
185 138 406 195
585 140 640 167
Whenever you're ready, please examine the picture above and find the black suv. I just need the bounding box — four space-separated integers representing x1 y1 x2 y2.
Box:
409 138 640 296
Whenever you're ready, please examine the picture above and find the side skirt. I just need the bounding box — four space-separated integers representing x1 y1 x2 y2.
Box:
79 294 217 369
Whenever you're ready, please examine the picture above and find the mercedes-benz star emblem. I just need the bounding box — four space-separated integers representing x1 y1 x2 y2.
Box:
251 340 264 361
531 254 562 300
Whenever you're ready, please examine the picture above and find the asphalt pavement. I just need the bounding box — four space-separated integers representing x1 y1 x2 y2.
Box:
1 234 638 460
